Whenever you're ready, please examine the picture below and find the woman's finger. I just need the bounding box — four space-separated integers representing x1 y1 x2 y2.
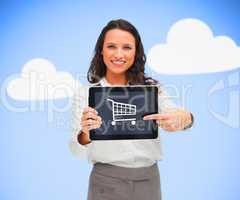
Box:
156 119 164 127
82 121 102 131
157 119 174 128
82 107 98 115
159 119 180 131
81 117 102 127
143 113 171 121
164 125 177 132
88 123 102 130
81 112 100 121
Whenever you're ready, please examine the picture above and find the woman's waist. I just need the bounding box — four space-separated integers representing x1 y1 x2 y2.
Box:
92 162 159 181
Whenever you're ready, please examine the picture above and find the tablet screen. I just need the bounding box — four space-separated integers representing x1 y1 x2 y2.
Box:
89 86 158 140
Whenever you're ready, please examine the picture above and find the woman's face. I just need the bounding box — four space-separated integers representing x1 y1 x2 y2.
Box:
102 29 136 77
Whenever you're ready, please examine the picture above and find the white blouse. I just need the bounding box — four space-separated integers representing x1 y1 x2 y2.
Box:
69 78 178 168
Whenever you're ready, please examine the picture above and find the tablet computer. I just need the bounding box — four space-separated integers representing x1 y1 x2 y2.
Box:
88 86 158 140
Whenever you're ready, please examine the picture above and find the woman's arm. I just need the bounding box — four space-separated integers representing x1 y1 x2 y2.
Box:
152 85 194 132
143 109 194 132
78 107 102 144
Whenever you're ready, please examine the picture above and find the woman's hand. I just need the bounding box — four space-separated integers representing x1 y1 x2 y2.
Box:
78 107 102 145
143 109 192 132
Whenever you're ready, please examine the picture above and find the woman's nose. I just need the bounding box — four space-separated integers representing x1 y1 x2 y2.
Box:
114 48 124 59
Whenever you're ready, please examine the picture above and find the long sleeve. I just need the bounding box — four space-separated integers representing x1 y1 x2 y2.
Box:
68 86 89 159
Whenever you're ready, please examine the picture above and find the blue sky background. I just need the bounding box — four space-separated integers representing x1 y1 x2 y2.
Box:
1 1 240 200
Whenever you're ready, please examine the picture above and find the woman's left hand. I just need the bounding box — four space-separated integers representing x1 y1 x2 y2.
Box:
143 109 192 132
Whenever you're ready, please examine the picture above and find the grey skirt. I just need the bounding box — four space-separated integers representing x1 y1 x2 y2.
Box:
87 163 161 200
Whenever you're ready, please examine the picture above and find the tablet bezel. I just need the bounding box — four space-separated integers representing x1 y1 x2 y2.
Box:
89 86 158 140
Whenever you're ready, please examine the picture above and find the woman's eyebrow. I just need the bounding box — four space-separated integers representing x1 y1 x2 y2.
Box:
104 42 135 47
123 43 134 46
105 42 116 45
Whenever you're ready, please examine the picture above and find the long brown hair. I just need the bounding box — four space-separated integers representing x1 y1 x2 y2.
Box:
87 19 158 85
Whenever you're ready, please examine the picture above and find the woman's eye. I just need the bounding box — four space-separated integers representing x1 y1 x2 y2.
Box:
107 45 115 49
123 46 132 50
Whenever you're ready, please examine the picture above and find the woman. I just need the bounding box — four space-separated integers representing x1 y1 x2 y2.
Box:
72 19 193 200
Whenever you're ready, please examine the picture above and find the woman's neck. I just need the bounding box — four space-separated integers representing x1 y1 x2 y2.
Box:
105 73 128 85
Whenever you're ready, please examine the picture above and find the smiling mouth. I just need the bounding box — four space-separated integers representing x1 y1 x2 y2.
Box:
111 60 126 66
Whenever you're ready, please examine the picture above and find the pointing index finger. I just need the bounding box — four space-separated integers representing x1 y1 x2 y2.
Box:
143 113 171 120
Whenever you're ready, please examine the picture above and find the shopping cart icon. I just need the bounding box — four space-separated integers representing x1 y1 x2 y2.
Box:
107 98 137 125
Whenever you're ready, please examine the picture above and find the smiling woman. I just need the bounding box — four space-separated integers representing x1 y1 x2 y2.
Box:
102 29 136 85
87 19 149 85
71 19 194 200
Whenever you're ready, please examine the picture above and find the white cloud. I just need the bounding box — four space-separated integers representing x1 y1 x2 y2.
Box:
7 58 80 100
147 18 240 74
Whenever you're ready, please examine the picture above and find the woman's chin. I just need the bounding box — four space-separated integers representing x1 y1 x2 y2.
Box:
107 67 128 75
